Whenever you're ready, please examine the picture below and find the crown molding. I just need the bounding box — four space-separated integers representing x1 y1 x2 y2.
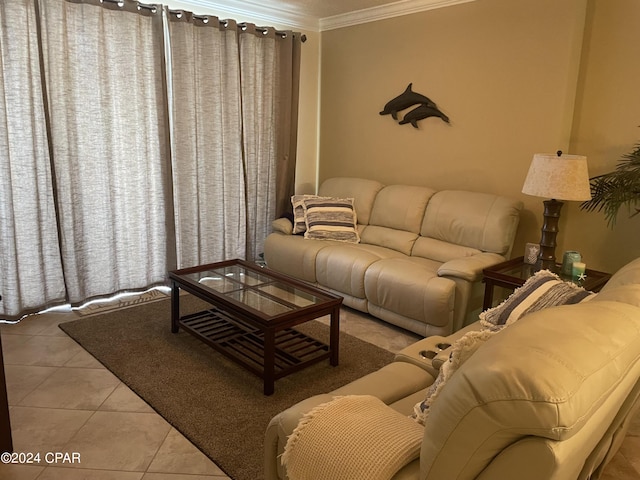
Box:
173 0 476 32
320 0 476 31
172 0 320 31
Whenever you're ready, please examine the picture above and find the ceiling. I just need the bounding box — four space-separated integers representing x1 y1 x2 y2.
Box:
186 0 475 31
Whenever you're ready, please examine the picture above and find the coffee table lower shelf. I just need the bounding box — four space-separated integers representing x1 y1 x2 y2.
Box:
178 307 331 394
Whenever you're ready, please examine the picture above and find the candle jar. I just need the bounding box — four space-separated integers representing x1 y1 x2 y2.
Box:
561 251 581 276
572 262 586 279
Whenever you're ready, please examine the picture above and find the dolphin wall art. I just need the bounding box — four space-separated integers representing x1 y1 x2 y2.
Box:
380 83 450 129
399 104 450 129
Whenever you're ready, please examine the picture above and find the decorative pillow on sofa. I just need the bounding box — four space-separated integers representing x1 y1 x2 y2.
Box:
480 269 595 330
291 195 320 234
303 196 360 243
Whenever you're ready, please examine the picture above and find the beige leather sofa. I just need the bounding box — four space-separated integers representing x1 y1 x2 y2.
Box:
265 257 640 480
264 178 523 336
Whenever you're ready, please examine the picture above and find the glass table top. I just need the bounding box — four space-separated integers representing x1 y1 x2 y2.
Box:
179 264 325 317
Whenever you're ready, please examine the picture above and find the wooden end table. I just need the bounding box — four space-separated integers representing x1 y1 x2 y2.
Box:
169 259 343 395
482 256 611 311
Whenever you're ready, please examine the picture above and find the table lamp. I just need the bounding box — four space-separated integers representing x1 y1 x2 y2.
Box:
521 151 591 270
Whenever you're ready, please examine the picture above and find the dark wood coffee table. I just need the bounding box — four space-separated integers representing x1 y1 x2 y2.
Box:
169 259 343 395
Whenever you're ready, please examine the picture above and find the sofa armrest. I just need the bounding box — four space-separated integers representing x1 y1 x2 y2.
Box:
271 217 293 235
265 362 434 480
438 252 506 282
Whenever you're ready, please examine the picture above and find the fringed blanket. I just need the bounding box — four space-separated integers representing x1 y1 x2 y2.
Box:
282 395 424 480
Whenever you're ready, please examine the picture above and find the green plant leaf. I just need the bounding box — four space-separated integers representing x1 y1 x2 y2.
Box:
580 142 640 227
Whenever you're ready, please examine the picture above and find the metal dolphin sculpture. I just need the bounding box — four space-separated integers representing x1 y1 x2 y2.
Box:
379 83 437 120
399 104 450 129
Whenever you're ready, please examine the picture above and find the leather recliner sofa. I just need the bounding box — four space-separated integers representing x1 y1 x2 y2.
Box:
265 257 640 480
264 177 523 336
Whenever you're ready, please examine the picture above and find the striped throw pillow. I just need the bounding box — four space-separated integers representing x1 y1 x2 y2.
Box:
480 269 594 330
303 197 360 243
291 195 320 234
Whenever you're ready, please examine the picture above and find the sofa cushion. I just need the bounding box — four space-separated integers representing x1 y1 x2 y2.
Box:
303 197 360 243
411 236 481 263
357 185 435 256
420 301 640 479
480 269 595 329
415 271 594 426
368 185 436 233
360 226 419 256
316 244 404 299
421 190 523 255
263 234 332 283
600 256 640 291
364 257 455 327
318 177 385 226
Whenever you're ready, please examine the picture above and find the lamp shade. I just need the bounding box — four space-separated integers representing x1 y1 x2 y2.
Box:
522 153 592 201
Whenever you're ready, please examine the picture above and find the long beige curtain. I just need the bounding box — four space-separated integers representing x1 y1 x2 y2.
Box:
240 24 301 261
0 0 68 319
168 13 246 267
168 11 302 264
37 0 172 306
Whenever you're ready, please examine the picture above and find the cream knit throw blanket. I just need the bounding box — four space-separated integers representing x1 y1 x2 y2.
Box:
282 395 424 480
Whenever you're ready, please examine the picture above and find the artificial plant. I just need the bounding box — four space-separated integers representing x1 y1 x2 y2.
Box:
581 142 640 227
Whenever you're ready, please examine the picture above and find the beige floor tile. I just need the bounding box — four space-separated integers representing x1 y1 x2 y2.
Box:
0 333 33 353
62 411 172 471
0 464 45 480
1 315 61 336
147 429 225 476
4 364 59 405
36 467 144 479
620 435 640 474
0 313 71 337
18 367 120 410
600 450 640 480
9 406 93 452
64 349 106 369
628 409 640 436
3 335 84 366
99 383 155 413
317 307 420 353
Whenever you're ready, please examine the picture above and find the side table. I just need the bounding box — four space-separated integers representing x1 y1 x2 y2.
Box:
482 256 611 311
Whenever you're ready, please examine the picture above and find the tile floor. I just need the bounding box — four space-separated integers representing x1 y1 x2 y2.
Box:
0 290 639 480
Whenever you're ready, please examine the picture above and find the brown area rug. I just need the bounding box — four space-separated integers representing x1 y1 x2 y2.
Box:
59 295 394 480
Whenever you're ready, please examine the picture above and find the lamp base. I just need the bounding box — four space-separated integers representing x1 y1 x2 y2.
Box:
536 199 563 271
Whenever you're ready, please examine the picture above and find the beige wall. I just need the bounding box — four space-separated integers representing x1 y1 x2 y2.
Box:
314 0 639 272
567 0 640 272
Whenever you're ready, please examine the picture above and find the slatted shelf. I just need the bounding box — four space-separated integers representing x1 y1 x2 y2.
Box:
180 308 330 379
